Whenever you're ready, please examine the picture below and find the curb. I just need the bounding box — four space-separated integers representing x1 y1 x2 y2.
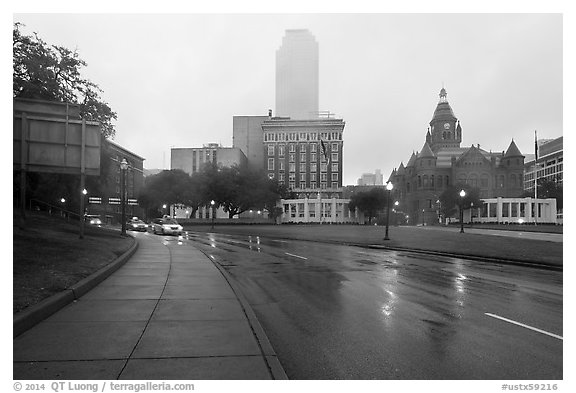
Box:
356 243 563 272
197 248 289 380
13 235 139 338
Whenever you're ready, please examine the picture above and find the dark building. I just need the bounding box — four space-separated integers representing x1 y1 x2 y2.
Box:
389 88 525 225
86 140 145 223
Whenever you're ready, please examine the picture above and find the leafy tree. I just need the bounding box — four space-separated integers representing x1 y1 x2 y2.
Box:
348 188 387 224
521 179 563 210
439 184 482 218
138 170 197 218
13 22 117 138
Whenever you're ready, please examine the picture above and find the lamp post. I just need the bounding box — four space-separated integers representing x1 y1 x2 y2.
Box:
211 200 215 230
459 189 466 233
120 158 128 236
80 188 88 239
470 202 474 226
384 181 393 240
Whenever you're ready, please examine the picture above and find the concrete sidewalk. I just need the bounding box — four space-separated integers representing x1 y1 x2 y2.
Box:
13 233 287 380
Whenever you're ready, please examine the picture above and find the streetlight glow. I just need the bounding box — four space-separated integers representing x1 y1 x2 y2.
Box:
384 181 394 240
459 189 466 233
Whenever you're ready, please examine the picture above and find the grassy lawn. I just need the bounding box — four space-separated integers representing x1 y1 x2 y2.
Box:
13 212 134 314
184 223 563 266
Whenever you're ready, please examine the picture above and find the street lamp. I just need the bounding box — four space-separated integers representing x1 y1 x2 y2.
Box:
80 188 88 239
210 200 215 230
120 158 129 236
470 202 474 226
384 181 394 240
459 189 466 233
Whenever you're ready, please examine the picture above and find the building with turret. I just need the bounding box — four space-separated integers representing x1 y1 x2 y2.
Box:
389 88 526 225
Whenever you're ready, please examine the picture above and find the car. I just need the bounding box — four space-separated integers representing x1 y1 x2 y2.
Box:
85 215 102 227
127 218 147 232
151 217 183 235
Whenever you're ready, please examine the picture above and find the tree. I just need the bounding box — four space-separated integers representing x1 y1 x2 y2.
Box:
439 184 483 218
138 170 197 218
348 188 386 224
13 23 117 138
521 179 563 210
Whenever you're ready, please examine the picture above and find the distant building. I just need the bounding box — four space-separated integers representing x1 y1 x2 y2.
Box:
276 29 319 119
232 114 269 171
523 136 563 192
171 143 247 175
389 88 526 225
262 114 346 198
358 169 383 186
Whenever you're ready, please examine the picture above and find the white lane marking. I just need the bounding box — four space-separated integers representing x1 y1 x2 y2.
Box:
485 313 563 340
285 252 308 260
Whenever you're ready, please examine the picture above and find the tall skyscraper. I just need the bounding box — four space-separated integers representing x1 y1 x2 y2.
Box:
275 29 319 119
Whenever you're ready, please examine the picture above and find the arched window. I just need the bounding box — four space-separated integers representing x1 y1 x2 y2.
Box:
469 174 478 187
423 175 429 188
431 175 435 188
443 131 446 139
510 174 517 187
418 176 422 188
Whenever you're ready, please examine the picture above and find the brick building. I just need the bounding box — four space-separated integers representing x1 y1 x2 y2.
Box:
389 88 525 225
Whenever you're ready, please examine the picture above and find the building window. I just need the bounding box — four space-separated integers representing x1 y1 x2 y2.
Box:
300 143 307 152
289 173 296 182
289 154 295 162
268 158 274 170
300 181 306 189
289 163 296 172
331 173 338 181
311 181 317 189
289 144 296 152
321 173 327 181
321 182 327 189
279 161 285 170
268 145 275 156
332 143 339 151
331 153 339 162
279 173 285 182
431 175 435 188
279 145 285 156
332 182 339 189
321 163 327 172
310 173 317 181
300 153 306 162
418 176 422 188
311 153 317 162
311 143 317 152
289 182 295 189
332 163 339 172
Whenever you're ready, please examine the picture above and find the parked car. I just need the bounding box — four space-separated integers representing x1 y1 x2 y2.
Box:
127 218 147 232
85 214 102 227
151 217 183 235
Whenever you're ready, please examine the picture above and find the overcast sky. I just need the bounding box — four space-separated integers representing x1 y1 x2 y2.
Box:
12 12 563 185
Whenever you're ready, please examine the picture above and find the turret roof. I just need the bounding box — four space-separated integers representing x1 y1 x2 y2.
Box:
504 139 524 157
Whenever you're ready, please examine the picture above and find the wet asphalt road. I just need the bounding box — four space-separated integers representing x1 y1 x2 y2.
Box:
184 231 562 380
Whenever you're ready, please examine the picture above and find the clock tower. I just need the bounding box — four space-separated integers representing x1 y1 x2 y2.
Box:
429 88 461 153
